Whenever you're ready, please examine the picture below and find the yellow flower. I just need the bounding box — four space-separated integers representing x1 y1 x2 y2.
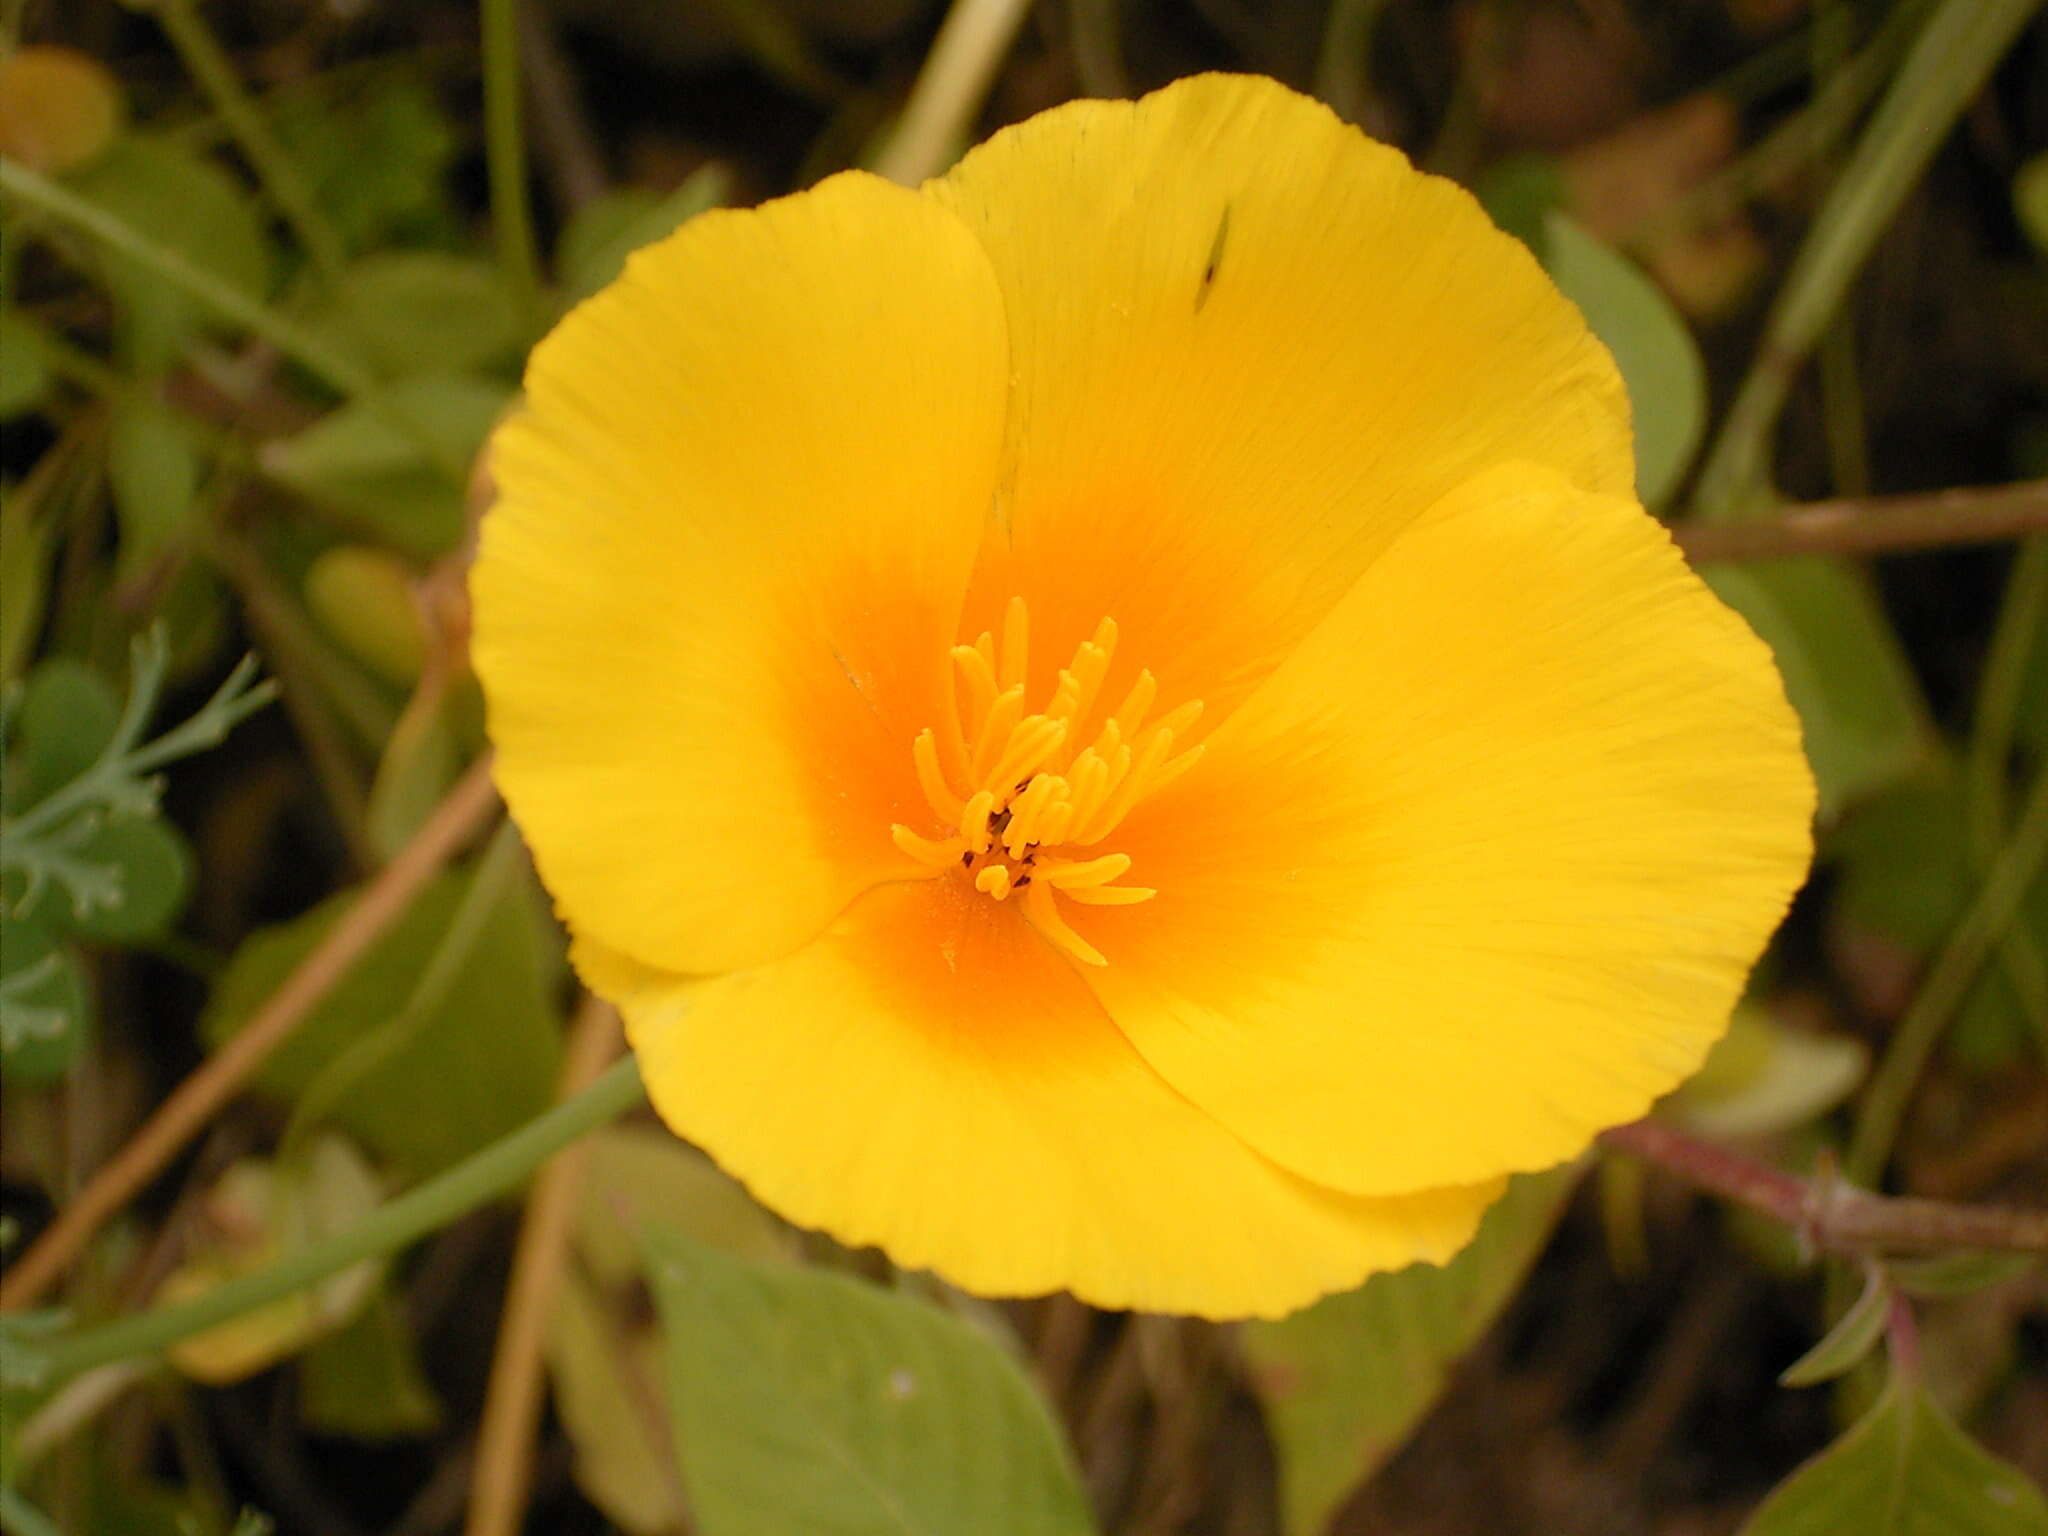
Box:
471 75 1814 1319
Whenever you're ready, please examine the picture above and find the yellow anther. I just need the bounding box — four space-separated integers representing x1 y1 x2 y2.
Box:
958 789 997 854
975 863 1014 900
1042 853 1132 889
891 823 963 869
971 686 1026 782
1110 669 1157 736
1024 880 1107 966
1064 884 1156 905
986 716 1067 797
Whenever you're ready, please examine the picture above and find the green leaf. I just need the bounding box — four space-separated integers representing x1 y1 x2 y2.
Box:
1780 1268 1891 1387
201 868 562 1176
1704 559 1937 819
1473 154 1566 260
548 1270 687 1535
0 913 91 1083
1673 1006 1867 1139
270 75 460 255
7 657 120 811
1739 1375 2048 1534
1888 1252 2039 1300
303 544 428 685
642 1227 1095 1536
65 135 273 370
0 308 52 418
261 374 508 557
107 393 203 583
60 814 193 943
364 680 463 861
1541 211 1706 509
555 167 731 306
309 252 522 379
1242 1167 1579 1536
575 1125 791 1289
300 1287 441 1439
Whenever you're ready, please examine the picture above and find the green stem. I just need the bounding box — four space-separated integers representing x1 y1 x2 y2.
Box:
870 0 1036 185
1313 0 1387 126
0 158 372 401
481 0 543 319
1690 0 2038 520
0 1487 64 1536
22 1058 646 1388
155 0 349 280
0 158 464 483
1965 537 2048 1061
1847 764 2048 1185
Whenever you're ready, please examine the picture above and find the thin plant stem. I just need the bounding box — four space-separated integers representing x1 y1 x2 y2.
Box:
1847 763 2048 1186
0 758 501 1311
21 1059 647 1389
1313 0 1387 127
0 158 465 482
1965 537 2048 1060
0 158 371 401
0 1486 64 1536
1067 0 1130 100
1602 1121 2048 1255
871 0 1036 186
154 0 349 280
465 997 622 1536
481 0 543 319
1690 0 2038 520
1670 478 2048 564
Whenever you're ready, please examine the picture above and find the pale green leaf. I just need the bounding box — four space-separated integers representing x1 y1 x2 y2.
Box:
300 1288 442 1439
201 867 562 1176
66 135 273 370
1740 1376 2048 1535
260 374 508 557
1242 1167 1579 1536
1542 211 1706 508
1673 1006 1867 1139
548 1271 685 1535
1703 559 1937 819
308 252 522 379
1780 1268 1890 1387
0 309 52 418
107 393 203 583
1888 1253 2039 1300
643 1227 1095 1536
555 166 731 306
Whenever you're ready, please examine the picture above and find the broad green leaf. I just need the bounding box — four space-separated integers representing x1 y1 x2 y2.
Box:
6 657 119 810
555 166 732 306
1740 1375 2048 1535
1673 1006 1867 1139
643 1227 1094 1536
1704 559 1937 819
1243 1167 1579 1536
300 1288 441 1439
160 1134 384 1384
107 393 203 582
303 544 428 685
66 135 273 370
0 309 52 418
201 867 562 1176
271 75 459 255
0 914 91 1083
1779 1268 1890 1387
261 374 508 557
309 252 522 379
575 1124 791 1289
1542 211 1706 509
548 1271 686 1535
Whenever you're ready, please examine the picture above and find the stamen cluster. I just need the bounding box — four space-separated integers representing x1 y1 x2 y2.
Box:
890 598 1204 965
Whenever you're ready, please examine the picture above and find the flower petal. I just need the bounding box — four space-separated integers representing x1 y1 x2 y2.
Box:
579 880 1502 1320
927 73 1630 722
1073 463 1816 1196
472 172 1009 974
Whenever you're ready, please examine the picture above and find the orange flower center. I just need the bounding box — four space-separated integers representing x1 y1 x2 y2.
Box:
890 597 1205 966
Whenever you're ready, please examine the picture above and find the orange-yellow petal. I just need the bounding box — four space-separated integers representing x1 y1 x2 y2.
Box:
577 879 1503 1320
1071 462 1815 1196
927 73 1631 726
472 171 1009 974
